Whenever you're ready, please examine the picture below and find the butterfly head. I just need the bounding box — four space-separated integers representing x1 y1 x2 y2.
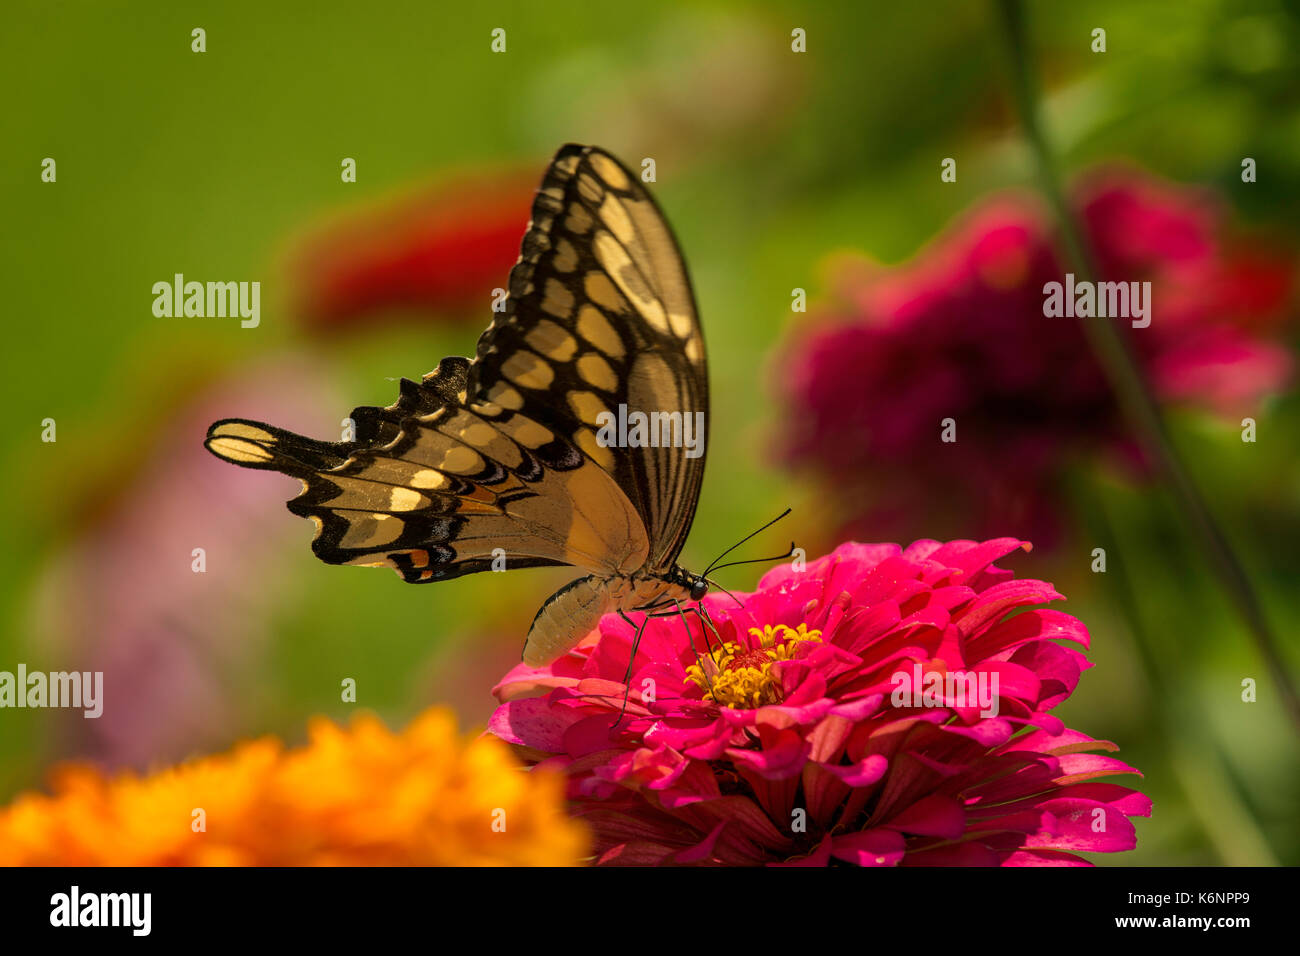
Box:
668 565 710 602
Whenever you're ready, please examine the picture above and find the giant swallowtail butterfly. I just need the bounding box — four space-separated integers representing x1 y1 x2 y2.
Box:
206 144 713 666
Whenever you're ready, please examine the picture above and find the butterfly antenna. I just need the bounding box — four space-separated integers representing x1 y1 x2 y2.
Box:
707 542 796 575
703 508 792 577
703 542 797 610
704 577 747 610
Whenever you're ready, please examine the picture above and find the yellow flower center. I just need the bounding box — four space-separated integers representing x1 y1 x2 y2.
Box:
685 624 822 709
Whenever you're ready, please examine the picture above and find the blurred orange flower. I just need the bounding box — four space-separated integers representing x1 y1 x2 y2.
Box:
0 708 588 866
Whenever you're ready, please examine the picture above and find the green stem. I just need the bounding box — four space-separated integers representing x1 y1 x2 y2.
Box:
995 0 1300 735
1087 492 1277 865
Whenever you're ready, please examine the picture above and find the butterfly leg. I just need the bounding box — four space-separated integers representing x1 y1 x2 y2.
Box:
645 601 724 662
612 596 703 726
667 599 717 698
613 609 654 728
637 600 721 698
695 602 726 659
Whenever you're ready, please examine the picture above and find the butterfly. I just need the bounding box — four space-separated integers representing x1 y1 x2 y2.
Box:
205 144 719 668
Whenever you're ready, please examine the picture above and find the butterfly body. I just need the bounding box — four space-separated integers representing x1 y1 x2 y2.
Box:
524 569 704 667
206 144 710 667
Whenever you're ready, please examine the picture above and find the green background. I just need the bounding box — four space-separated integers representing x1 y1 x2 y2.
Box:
2 0 1297 865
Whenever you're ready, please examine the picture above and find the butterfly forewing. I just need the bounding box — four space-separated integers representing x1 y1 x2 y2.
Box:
470 146 708 571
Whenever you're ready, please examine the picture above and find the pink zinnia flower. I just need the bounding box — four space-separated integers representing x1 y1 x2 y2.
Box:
490 539 1149 866
779 169 1295 544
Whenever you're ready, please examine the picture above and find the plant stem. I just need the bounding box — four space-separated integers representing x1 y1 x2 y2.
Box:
1087 492 1277 864
995 0 1300 734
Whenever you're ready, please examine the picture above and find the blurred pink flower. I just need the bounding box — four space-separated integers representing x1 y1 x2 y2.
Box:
287 173 535 333
779 169 1296 543
490 539 1149 866
32 361 338 769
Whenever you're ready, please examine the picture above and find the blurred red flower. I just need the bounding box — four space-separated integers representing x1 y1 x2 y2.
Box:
778 169 1296 544
288 172 535 332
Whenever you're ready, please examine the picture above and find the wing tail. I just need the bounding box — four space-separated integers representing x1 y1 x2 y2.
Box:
204 419 345 476
205 356 474 477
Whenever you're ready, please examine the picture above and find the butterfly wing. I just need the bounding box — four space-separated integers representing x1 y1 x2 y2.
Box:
207 357 650 581
204 143 706 584
470 144 709 571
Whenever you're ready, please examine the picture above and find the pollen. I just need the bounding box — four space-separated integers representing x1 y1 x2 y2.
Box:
685 623 822 709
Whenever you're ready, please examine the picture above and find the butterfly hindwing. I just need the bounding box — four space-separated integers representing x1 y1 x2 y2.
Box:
205 143 705 587
208 356 650 581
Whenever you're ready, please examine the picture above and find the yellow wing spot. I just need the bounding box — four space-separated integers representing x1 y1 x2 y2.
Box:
599 194 636 246
487 382 525 411
574 427 615 471
554 153 581 176
576 172 603 204
564 203 594 235
509 418 554 449
524 319 579 362
389 487 426 512
577 304 625 358
439 445 484 475
588 153 630 191
685 333 704 363
501 350 555 390
470 400 503 417
211 422 274 441
594 233 670 333
339 512 404 549
553 238 579 273
409 469 448 490
206 436 273 464
668 309 694 339
460 423 499 448
540 277 576 319
584 272 627 313
576 352 618 392
567 389 609 427
456 420 522 470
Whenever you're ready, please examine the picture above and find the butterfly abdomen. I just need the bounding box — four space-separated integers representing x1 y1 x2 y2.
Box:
524 575 616 666
523 573 690 666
